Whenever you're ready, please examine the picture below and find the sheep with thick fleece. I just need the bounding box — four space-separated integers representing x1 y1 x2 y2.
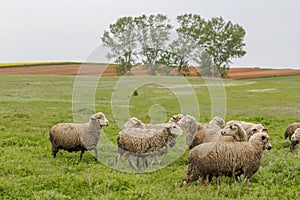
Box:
284 123 300 152
180 132 272 186
177 115 237 149
115 122 183 169
49 112 109 160
209 116 226 129
226 120 268 140
291 128 300 159
220 121 248 142
121 114 183 167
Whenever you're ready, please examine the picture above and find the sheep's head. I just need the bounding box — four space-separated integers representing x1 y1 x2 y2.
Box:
250 124 268 136
91 112 109 127
221 122 240 136
123 117 143 128
291 128 300 142
177 115 196 128
250 132 272 150
165 122 183 136
168 114 184 123
209 116 225 128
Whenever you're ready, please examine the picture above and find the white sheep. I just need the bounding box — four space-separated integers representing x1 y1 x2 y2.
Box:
115 122 183 170
180 132 272 186
49 112 109 161
220 121 248 142
291 128 300 159
177 115 236 149
284 123 300 152
226 120 268 140
121 114 184 167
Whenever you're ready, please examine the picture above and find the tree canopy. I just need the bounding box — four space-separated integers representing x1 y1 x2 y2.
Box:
101 14 246 77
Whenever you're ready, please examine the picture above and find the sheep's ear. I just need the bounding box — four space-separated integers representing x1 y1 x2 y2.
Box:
91 115 97 120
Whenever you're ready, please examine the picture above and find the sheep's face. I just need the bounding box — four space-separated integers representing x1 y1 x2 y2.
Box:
166 123 183 136
250 132 272 150
221 122 239 136
291 128 300 142
177 115 194 128
250 124 268 136
168 114 184 123
91 112 109 127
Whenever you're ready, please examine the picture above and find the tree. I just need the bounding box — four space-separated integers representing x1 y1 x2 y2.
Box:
193 50 217 77
135 14 173 75
205 17 246 78
101 16 138 75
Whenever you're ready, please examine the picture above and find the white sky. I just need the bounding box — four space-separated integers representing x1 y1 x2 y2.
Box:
1 0 299 69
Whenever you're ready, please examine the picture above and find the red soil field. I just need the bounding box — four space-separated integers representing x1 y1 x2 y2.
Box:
0 64 299 79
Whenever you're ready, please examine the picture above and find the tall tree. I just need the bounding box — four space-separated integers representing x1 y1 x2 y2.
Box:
205 17 246 78
101 16 137 75
135 14 173 75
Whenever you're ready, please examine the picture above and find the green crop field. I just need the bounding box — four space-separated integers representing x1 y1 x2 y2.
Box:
0 74 299 199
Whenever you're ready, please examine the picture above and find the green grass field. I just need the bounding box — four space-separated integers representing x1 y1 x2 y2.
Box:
0 74 299 199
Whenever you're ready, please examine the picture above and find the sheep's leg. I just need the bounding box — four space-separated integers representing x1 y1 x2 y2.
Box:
136 156 140 168
298 147 300 159
156 155 164 166
52 146 58 158
150 156 156 166
203 174 212 185
115 153 122 166
180 165 201 187
94 148 98 161
142 156 148 168
79 149 85 161
127 154 138 170
291 142 295 152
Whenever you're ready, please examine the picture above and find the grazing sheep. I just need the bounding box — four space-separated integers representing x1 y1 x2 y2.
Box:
49 112 109 161
291 128 300 159
180 132 272 186
115 122 183 170
221 121 248 142
284 123 300 152
177 115 237 149
226 120 268 140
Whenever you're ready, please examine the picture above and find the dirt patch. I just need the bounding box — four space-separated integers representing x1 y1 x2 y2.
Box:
0 64 299 79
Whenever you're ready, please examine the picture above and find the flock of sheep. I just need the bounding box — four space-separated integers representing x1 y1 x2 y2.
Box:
49 112 300 186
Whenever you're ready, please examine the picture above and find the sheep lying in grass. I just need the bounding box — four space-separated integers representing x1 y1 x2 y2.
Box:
180 132 272 186
226 120 268 140
121 114 184 167
115 122 183 170
291 128 300 159
284 123 300 152
177 115 240 149
49 112 109 161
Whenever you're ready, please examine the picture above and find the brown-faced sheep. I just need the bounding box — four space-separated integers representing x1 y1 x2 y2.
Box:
284 123 300 152
221 121 248 142
180 132 272 187
115 122 183 170
49 112 109 161
291 128 300 159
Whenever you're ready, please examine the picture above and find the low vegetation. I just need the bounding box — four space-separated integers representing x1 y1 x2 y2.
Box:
0 74 299 199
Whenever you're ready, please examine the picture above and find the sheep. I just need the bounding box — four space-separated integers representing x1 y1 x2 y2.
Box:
180 132 272 187
49 112 109 161
209 116 226 129
177 115 237 149
226 120 268 140
284 123 300 152
121 114 184 167
291 128 300 159
220 121 248 142
115 122 183 170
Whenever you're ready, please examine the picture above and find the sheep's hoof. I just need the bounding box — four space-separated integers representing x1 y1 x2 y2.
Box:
180 181 187 187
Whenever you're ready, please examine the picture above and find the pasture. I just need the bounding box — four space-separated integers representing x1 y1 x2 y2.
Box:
0 73 299 199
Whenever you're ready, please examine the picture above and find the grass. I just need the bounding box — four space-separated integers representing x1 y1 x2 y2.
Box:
0 74 300 199
0 62 109 68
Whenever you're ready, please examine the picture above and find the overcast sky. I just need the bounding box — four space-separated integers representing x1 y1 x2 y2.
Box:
1 0 299 69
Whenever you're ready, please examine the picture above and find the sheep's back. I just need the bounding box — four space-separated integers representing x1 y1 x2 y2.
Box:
50 123 82 150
